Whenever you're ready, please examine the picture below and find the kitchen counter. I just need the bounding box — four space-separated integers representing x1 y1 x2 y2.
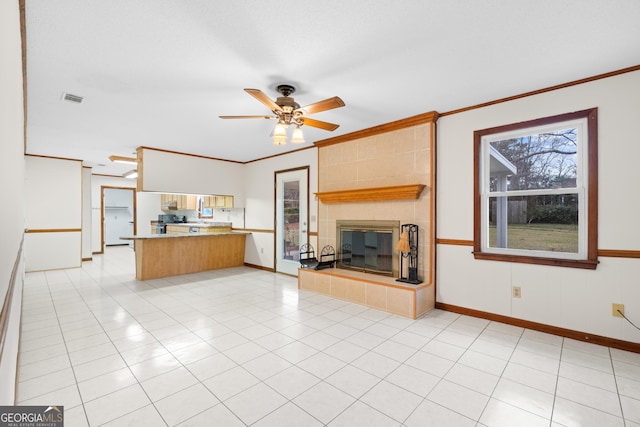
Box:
122 231 249 280
122 230 245 240
149 221 233 235
167 222 232 228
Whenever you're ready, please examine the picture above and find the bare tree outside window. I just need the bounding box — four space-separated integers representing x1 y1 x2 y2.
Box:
490 129 577 192
488 129 579 252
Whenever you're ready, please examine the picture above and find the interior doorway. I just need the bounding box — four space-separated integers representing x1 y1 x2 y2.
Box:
101 186 136 252
275 167 309 276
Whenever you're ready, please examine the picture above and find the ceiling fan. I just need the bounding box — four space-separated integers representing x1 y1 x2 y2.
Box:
219 84 345 145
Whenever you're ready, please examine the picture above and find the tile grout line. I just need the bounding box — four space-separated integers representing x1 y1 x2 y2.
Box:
207 297 417 425
390 312 483 425
83 275 252 426
608 347 628 427
62 267 173 427
46 271 91 426
242 300 400 426
317 316 423 425
449 317 517 424
148 272 315 425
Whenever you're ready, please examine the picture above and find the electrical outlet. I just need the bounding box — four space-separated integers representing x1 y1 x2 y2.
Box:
512 286 521 298
612 303 624 318
261 248 264 254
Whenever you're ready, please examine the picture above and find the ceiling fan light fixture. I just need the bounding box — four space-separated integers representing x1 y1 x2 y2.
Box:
291 126 305 144
272 122 288 145
273 136 287 146
273 122 287 138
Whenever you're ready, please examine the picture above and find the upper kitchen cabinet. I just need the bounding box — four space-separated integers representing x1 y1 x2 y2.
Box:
161 194 197 210
160 194 175 209
161 194 178 210
182 195 197 210
203 195 234 208
162 194 233 211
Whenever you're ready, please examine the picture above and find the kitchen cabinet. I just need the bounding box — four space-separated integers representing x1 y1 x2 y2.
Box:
180 195 197 210
161 194 197 210
162 193 233 210
203 195 233 208
122 232 248 280
203 195 215 208
161 194 177 209
166 224 189 234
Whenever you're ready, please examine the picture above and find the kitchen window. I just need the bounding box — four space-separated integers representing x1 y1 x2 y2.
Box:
473 108 598 269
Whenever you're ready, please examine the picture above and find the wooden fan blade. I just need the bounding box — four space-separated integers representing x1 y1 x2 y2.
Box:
296 96 345 115
301 117 340 131
218 115 276 119
244 88 283 112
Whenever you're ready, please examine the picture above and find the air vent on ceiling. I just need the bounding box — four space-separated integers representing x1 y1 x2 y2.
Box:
61 92 84 103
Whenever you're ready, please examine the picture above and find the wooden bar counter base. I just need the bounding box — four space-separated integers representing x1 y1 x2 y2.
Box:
124 232 248 280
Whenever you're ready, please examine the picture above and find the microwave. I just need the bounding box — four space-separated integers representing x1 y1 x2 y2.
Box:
158 214 176 223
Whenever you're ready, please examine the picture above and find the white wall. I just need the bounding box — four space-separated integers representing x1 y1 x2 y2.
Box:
140 148 245 200
24 156 82 271
137 192 162 235
104 187 134 207
243 148 318 269
0 0 25 404
437 70 640 343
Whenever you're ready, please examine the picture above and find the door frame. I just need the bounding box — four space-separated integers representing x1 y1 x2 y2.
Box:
274 166 310 275
100 186 137 253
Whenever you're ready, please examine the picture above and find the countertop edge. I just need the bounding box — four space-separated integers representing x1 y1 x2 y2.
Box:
151 222 233 228
121 231 251 240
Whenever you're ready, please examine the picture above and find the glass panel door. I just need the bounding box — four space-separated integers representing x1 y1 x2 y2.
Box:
275 168 308 276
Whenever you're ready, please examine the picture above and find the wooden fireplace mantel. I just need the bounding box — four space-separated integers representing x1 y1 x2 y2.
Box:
315 184 426 204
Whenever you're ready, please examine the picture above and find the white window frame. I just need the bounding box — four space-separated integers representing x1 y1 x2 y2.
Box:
480 119 588 259
473 108 598 270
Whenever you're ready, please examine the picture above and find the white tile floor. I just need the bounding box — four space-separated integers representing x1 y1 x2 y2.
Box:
17 246 640 426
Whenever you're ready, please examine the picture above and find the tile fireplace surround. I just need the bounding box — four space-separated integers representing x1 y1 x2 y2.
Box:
298 268 433 319
301 112 438 319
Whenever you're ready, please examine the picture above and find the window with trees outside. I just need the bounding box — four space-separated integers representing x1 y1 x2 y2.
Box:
473 108 598 269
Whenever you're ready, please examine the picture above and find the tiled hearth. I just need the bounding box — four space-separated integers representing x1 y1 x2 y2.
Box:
298 269 434 319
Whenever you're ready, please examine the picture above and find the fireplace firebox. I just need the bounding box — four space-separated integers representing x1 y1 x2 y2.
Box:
336 220 400 277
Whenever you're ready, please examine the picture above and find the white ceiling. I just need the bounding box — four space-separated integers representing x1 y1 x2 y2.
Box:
25 0 640 176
